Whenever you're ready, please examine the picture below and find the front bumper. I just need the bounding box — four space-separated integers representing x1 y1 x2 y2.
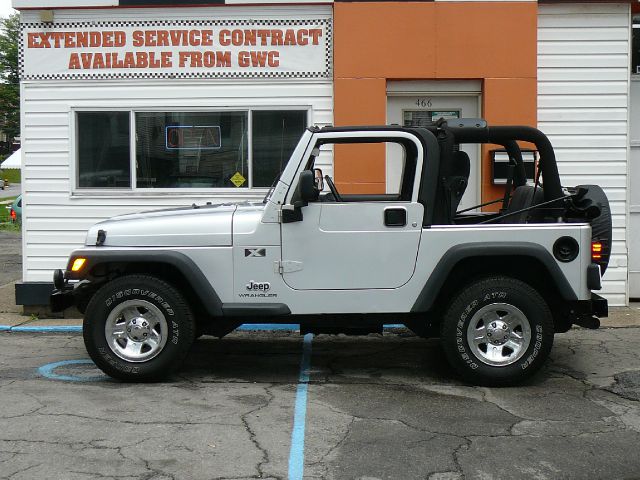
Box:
50 287 75 312
49 269 94 312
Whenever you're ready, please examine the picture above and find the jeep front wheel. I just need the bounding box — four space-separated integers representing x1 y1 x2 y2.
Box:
83 275 196 382
440 276 554 386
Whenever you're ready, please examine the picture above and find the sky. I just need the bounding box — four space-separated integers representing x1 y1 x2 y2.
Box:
1 0 16 19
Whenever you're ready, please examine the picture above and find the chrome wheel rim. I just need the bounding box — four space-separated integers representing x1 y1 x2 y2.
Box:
466 303 531 367
105 300 168 363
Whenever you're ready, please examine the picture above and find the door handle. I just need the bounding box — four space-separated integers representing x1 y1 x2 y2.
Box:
384 207 407 227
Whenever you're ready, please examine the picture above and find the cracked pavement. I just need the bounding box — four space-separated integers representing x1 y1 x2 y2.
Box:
1 329 640 479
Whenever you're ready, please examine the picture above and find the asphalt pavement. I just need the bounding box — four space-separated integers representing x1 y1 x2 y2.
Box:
3 225 640 479
2 329 640 479
0 182 21 199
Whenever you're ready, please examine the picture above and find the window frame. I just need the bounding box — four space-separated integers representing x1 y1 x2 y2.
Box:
70 106 311 196
287 132 422 205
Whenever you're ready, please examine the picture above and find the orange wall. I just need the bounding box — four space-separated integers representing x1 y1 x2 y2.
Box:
333 1 538 202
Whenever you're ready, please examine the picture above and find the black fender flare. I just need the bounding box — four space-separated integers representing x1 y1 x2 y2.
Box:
410 242 578 312
66 250 224 317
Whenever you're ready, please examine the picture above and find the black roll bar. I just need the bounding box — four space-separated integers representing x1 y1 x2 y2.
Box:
444 125 563 203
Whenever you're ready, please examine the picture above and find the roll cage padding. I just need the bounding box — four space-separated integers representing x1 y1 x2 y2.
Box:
502 140 527 188
65 249 224 316
410 242 579 313
442 125 562 203
320 124 558 226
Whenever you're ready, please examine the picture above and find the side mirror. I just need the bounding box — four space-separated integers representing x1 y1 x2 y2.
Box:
314 168 324 191
299 170 319 202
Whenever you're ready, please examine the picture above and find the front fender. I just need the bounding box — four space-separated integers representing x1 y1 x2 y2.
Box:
63 249 223 317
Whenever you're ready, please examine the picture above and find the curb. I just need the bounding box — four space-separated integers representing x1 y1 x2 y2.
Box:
0 323 408 333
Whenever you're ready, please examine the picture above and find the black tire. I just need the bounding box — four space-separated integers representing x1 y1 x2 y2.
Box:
440 276 554 387
83 274 196 382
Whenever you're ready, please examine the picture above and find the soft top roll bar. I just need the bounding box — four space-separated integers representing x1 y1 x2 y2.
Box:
443 125 562 203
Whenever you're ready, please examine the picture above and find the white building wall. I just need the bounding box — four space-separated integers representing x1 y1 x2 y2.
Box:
20 5 333 284
538 3 631 306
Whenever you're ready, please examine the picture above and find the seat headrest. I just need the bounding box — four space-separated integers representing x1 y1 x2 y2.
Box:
451 151 470 178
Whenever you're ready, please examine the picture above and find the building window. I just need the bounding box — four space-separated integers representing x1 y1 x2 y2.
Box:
75 109 307 190
136 112 248 188
252 110 307 187
77 111 131 188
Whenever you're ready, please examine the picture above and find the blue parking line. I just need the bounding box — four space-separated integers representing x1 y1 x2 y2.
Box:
12 325 83 333
2 323 406 333
288 333 313 480
237 323 300 331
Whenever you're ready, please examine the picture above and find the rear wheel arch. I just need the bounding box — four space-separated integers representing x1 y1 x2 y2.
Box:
412 243 577 327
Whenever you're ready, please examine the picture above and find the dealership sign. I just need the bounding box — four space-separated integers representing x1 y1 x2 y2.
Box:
20 19 332 80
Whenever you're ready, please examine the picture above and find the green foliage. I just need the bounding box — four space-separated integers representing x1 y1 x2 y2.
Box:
0 13 19 141
2 167 20 184
0 221 20 232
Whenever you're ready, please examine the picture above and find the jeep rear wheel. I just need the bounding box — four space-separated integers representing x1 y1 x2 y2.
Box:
83 275 195 382
440 276 554 386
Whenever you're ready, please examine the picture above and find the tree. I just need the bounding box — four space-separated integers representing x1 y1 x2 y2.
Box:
0 13 19 143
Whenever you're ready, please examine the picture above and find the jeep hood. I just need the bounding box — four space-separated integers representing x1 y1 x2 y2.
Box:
85 202 263 247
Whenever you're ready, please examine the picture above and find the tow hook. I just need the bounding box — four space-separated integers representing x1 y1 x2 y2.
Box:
572 314 600 330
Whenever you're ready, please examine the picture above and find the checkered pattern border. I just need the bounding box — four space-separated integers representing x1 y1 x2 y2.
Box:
19 18 333 81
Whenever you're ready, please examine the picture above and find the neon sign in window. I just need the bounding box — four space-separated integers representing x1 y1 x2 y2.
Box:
165 125 222 150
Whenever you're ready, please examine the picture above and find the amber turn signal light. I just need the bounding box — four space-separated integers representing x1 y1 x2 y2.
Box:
71 258 87 272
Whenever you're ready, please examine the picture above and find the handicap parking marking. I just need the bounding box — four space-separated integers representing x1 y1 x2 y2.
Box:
37 359 107 382
288 333 314 480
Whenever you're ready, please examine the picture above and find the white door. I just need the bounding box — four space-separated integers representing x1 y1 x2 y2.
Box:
280 201 424 290
280 135 425 291
387 94 480 211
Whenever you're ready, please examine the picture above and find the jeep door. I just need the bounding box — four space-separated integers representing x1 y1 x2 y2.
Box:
280 133 424 290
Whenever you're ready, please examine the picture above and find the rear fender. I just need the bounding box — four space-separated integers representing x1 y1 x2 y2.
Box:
411 242 578 312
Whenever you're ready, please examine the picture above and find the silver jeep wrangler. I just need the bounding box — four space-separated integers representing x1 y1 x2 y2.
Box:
51 119 610 386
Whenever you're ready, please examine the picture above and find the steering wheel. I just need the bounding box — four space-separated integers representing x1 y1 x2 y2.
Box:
324 175 343 202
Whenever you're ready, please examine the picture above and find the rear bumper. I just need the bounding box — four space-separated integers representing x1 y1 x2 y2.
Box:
590 293 608 318
565 293 608 330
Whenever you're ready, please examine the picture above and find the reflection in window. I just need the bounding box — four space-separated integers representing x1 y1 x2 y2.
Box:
136 112 248 188
77 112 131 188
76 109 308 190
252 110 307 187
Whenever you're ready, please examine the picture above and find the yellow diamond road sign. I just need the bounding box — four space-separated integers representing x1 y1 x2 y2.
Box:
230 172 246 187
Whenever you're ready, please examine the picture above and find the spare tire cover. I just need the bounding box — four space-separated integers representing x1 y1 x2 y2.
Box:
577 185 612 274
